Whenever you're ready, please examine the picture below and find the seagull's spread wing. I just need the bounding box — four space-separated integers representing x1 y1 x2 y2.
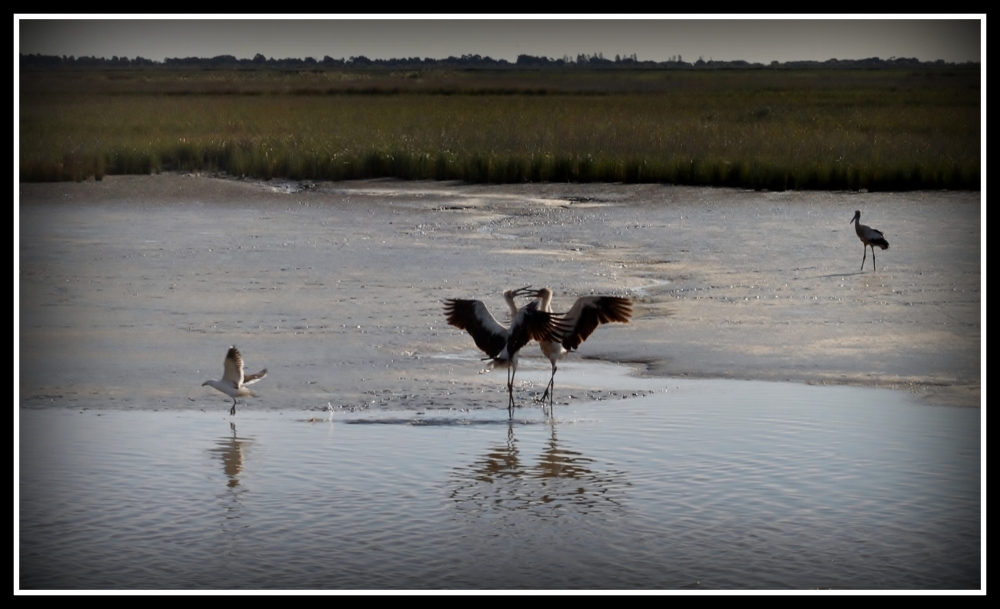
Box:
444 299 509 359
243 369 267 384
560 296 632 351
222 346 245 386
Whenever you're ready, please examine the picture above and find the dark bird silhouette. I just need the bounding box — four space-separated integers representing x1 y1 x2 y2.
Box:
202 346 268 415
444 287 562 417
850 210 890 271
531 287 633 413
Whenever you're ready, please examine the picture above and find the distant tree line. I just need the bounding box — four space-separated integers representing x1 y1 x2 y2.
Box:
19 52 976 71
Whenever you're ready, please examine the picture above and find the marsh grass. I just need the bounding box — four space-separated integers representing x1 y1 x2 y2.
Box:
19 68 980 189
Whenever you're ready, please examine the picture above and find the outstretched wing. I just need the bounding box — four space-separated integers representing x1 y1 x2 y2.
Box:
505 301 562 356
222 346 245 386
243 369 267 385
560 296 632 351
443 299 509 359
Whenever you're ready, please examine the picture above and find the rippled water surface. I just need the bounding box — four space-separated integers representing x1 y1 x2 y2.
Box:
19 380 980 590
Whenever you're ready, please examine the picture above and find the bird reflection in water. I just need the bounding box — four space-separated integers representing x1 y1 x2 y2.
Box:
448 421 629 515
209 422 253 489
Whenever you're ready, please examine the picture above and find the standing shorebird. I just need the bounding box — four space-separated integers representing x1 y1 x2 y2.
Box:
202 346 268 415
530 287 633 414
444 287 562 417
850 210 890 272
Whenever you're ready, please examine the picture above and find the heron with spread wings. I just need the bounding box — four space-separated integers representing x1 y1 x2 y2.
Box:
443 287 562 417
531 287 633 414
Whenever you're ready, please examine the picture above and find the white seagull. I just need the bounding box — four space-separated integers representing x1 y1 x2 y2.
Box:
444 287 562 417
850 210 890 272
202 346 268 415
531 287 633 413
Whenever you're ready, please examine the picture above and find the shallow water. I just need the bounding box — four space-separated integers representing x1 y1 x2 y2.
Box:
19 380 979 590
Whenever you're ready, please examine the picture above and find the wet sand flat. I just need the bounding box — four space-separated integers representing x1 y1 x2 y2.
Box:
18 175 981 411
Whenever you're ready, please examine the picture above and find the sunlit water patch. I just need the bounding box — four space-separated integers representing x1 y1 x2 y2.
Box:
19 380 980 590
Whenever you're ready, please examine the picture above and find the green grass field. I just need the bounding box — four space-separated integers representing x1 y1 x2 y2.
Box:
18 67 980 190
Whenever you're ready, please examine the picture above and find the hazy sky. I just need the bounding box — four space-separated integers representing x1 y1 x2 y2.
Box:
16 16 982 64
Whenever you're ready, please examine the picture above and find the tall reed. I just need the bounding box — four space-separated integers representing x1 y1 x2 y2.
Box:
19 68 980 189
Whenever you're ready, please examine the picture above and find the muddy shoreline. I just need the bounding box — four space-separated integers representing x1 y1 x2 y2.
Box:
18 174 981 409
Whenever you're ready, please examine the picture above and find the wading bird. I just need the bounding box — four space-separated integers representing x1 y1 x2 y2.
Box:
850 210 890 272
444 287 562 417
530 288 633 414
202 346 268 415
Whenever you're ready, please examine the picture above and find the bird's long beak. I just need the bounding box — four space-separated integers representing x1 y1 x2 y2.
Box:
512 286 534 297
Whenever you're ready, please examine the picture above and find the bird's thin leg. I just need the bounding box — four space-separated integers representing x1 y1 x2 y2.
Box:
230 398 237 416
872 246 877 271
551 364 556 407
549 367 555 414
540 364 555 403
507 363 515 418
510 359 521 418
861 245 867 271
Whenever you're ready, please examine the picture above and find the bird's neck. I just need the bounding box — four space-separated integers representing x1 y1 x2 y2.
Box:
538 292 553 312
